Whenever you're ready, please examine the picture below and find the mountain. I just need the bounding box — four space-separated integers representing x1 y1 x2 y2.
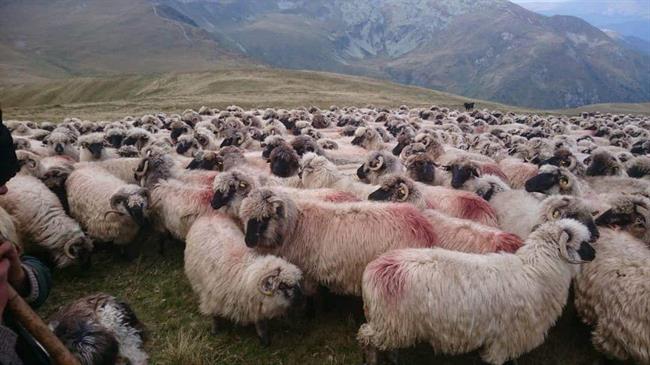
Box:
603 29 650 55
156 0 650 108
518 0 650 41
0 0 253 84
1 0 649 109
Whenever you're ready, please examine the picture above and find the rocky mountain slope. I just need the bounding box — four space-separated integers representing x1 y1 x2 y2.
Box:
155 0 650 108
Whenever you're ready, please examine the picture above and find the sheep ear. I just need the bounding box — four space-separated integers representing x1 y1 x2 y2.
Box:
636 204 649 218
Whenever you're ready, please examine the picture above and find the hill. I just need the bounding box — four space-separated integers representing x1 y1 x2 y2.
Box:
2 68 649 122
0 0 252 84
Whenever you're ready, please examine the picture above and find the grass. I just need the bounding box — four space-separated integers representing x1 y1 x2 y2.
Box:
1 68 536 122
37 234 628 365
3 68 649 123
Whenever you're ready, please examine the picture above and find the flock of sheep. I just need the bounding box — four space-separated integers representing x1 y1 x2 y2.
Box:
1 104 649 365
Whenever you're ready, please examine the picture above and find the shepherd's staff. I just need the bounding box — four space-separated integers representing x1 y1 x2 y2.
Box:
1 233 80 365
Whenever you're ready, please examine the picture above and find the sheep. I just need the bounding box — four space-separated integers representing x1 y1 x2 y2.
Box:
148 178 215 241
269 143 300 178
66 167 149 248
299 153 377 200
0 174 93 267
175 134 200 157
585 148 626 177
539 148 586 176
594 194 650 245
48 293 147 365
573 227 650 364
76 157 142 184
368 175 500 227
490 193 599 240
358 219 595 365
238 188 443 295
185 213 303 346
210 169 358 220
0 206 21 249
525 165 587 196
78 133 116 162
627 156 650 180
351 127 386 150
122 128 152 151
497 157 538 189
43 127 79 160
356 151 404 185
221 128 261 150
105 127 126 148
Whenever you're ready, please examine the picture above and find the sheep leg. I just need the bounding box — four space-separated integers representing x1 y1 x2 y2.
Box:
255 320 270 347
362 344 388 365
211 316 224 336
120 244 138 261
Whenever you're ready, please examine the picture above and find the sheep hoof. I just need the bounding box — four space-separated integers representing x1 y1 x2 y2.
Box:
255 320 270 347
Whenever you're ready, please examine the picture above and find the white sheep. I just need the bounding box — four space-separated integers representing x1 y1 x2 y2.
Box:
358 219 595 365
0 174 93 267
573 227 650 364
185 213 303 346
66 167 149 247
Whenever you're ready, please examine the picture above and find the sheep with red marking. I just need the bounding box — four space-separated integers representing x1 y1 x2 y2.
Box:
185 213 303 346
358 219 596 365
369 175 499 227
238 188 440 296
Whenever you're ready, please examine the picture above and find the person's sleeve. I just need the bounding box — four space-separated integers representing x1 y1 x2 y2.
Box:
0 325 23 365
0 121 20 185
18 257 52 309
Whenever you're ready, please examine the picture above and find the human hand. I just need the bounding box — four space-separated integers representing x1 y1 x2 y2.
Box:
0 242 26 295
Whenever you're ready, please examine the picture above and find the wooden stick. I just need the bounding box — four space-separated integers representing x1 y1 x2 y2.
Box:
6 285 80 365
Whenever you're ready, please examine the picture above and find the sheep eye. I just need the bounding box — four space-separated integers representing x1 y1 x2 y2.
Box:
559 176 569 187
552 210 561 219
239 182 248 189
560 160 569 167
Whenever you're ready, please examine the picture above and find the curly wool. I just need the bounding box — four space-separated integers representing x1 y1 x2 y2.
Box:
184 213 302 324
574 228 650 364
66 167 144 245
0 174 92 267
359 219 590 365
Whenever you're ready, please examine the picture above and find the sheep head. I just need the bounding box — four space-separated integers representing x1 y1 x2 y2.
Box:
253 258 303 317
539 196 599 242
531 219 595 265
368 175 424 208
405 154 437 184
239 189 297 249
525 165 581 196
596 195 650 245
109 186 150 226
269 144 300 178
211 170 255 215
585 149 624 177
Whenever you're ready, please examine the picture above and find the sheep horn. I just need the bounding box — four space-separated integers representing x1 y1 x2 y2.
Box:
64 241 77 260
104 210 126 219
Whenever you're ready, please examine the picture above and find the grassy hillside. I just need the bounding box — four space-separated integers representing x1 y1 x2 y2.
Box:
3 68 649 122
1 68 532 121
